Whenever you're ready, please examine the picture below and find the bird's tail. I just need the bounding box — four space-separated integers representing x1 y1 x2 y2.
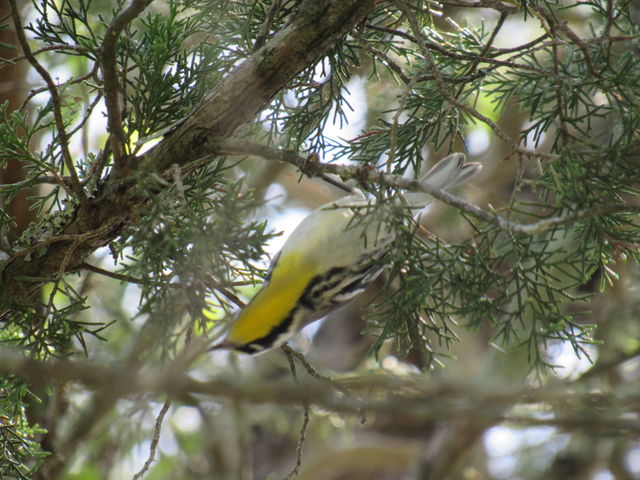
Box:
401 153 482 208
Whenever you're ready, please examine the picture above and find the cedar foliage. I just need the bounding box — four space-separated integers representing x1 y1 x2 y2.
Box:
1 0 639 478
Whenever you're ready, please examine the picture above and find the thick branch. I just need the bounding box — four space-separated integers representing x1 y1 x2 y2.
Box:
139 1 381 174
0 0 382 306
0 347 638 435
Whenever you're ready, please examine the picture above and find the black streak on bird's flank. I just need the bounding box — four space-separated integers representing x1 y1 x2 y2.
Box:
237 255 387 353
238 312 296 354
236 267 350 353
302 267 349 306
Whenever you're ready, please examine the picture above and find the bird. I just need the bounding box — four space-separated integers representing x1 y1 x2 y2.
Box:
215 153 481 354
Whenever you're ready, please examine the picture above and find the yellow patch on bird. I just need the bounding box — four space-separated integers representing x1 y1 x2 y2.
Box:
226 252 316 346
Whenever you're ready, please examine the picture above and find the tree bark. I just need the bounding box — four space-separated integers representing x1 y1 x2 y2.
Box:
0 0 33 243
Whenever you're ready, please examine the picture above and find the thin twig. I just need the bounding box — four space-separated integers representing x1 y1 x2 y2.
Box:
8 0 88 205
393 0 553 159
254 0 283 51
81 262 150 284
0 43 90 68
81 263 248 309
216 139 640 236
530 3 602 79
132 399 171 480
442 0 521 12
282 345 310 480
281 345 336 385
353 31 411 85
489 33 549 56
549 33 570 143
20 61 100 110
603 0 614 38
353 27 488 85
67 90 104 139
576 346 640 381
202 277 246 309
415 70 486 84
0 175 75 189
100 0 154 174
365 23 552 77
452 11 507 103
388 68 422 171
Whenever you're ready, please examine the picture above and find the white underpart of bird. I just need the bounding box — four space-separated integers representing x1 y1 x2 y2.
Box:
216 153 482 354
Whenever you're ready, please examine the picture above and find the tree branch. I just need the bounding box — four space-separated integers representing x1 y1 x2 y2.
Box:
353 31 412 84
0 347 638 435
8 0 87 204
132 399 171 480
215 139 640 236
100 0 154 176
394 0 555 159
20 62 100 111
0 42 90 67
80 261 149 284
364 23 553 77
0 0 382 307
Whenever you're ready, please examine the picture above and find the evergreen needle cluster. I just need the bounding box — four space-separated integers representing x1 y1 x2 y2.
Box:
0 0 639 477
